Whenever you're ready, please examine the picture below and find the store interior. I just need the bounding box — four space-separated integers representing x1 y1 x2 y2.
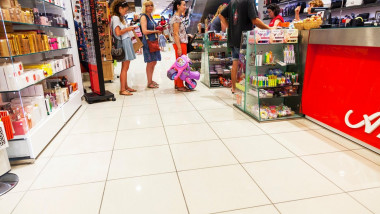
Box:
0 0 380 213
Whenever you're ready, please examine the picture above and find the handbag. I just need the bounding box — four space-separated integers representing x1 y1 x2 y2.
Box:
146 34 160 53
111 21 125 61
187 34 196 54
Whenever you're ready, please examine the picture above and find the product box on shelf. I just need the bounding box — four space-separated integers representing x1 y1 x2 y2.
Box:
284 29 298 43
270 30 285 44
255 29 271 44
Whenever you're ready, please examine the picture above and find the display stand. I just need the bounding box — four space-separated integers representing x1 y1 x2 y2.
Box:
201 32 232 88
0 0 84 161
188 33 204 72
234 29 304 122
79 0 115 104
0 124 18 196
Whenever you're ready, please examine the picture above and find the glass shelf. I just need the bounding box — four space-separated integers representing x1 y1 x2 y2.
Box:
250 84 300 89
247 92 300 99
245 110 302 122
0 65 75 93
248 63 297 67
1 20 69 29
0 47 72 59
39 0 66 10
249 43 298 46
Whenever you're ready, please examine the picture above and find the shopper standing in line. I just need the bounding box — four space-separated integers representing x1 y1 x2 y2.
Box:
220 0 269 94
170 0 191 92
111 0 138 96
140 0 161 89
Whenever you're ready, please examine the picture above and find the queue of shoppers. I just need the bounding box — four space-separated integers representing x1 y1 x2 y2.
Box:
110 0 274 95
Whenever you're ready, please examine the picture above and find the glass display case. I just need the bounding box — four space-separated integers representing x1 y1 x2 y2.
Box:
188 33 204 73
201 32 232 88
234 29 304 122
0 0 83 161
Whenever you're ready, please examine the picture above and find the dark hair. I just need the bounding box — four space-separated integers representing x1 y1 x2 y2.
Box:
267 4 280 16
172 0 185 14
161 16 166 21
111 0 130 24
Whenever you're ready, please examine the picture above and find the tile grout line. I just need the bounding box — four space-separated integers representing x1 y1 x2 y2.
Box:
225 111 364 214
262 129 376 214
184 93 280 214
10 102 90 213
97 95 126 214
154 88 191 214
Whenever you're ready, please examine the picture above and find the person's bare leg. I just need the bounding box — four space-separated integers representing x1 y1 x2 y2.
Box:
120 60 129 92
119 61 133 95
151 61 158 87
146 62 153 85
231 60 239 93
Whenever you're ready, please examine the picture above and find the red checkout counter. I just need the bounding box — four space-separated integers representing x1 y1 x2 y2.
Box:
300 27 380 154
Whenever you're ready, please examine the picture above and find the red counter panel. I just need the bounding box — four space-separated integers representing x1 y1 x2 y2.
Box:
302 44 380 149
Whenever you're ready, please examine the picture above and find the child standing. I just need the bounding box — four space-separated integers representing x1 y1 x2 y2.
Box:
159 32 167 51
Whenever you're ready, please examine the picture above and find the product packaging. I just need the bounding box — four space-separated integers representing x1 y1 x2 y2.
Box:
270 30 285 44
284 29 298 43
254 29 270 44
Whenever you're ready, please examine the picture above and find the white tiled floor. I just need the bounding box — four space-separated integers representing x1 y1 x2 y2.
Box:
3 48 380 214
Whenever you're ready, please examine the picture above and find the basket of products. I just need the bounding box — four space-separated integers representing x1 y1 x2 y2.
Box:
303 16 323 30
293 22 304 31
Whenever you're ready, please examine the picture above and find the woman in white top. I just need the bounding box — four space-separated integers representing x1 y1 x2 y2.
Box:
110 0 138 96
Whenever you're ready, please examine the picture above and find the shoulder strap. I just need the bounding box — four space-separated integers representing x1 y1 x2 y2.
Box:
111 17 122 40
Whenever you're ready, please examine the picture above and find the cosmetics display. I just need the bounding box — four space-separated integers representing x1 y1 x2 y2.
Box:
0 77 78 138
0 55 74 91
234 30 303 122
202 32 232 88
0 31 71 57
0 0 67 27
250 29 299 44
0 0 83 161
246 104 296 120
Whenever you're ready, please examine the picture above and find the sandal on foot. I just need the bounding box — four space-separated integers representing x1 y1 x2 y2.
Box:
152 81 159 86
126 88 137 92
119 90 133 96
147 83 159 89
177 87 191 92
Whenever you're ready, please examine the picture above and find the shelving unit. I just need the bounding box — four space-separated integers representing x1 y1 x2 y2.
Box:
234 30 303 122
201 33 232 88
262 0 380 23
0 0 84 162
0 47 72 58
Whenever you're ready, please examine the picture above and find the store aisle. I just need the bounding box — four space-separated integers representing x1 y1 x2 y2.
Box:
2 48 380 214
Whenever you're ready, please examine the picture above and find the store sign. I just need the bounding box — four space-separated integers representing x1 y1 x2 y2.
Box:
153 14 161 19
345 110 380 139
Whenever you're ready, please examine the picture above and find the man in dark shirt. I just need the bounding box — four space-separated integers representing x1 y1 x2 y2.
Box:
220 0 269 93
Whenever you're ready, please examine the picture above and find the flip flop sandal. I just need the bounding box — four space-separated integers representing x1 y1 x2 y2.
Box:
177 87 191 92
126 88 137 92
119 90 133 96
147 83 159 89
